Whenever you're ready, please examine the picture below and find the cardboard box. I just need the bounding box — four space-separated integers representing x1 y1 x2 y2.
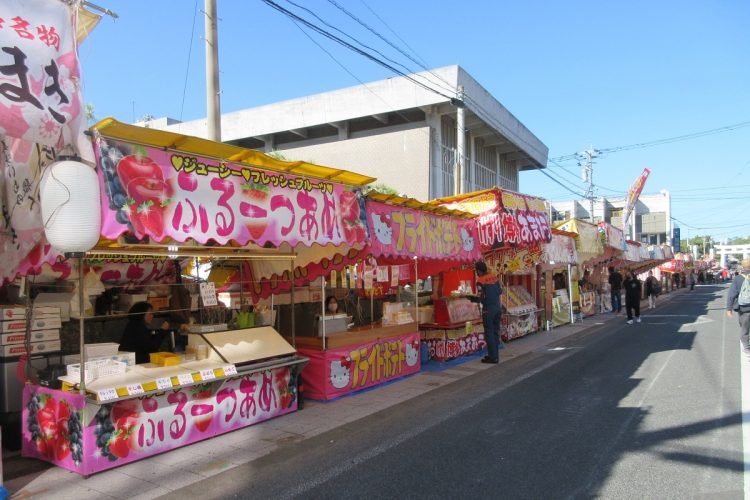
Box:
0 329 60 345
0 339 61 357
0 306 61 321
33 293 72 321
147 296 170 311
0 316 62 333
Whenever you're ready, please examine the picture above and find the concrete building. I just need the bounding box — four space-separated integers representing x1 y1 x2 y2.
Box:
143 65 548 200
549 191 673 245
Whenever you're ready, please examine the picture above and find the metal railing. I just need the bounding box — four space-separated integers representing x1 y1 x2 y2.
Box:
439 146 517 196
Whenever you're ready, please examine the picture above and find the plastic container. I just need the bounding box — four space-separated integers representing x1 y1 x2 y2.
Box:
83 342 120 358
149 352 181 366
67 359 126 382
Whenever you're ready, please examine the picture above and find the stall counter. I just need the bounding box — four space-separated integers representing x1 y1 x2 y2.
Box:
294 322 421 401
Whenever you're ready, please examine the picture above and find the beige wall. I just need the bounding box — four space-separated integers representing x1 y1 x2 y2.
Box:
278 126 432 200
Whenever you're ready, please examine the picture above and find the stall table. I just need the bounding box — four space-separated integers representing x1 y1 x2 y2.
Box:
22 327 307 475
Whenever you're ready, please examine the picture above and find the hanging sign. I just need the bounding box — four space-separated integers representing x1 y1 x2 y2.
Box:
199 282 218 307
0 1 86 149
365 200 480 260
95 138 368 247
438 189 551 250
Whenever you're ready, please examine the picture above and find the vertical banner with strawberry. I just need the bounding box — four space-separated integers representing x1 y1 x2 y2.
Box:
94 137 368 248
298 332 421 401
22 364 301 475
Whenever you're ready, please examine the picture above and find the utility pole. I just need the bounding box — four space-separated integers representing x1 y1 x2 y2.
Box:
577 148 599 223
454 85 466 195
205 0 221 141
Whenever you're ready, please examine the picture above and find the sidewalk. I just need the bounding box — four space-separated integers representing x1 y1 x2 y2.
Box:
4 289 685 499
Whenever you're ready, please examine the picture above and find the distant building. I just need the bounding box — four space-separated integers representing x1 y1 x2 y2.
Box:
549 191 673 245
143 65 548 200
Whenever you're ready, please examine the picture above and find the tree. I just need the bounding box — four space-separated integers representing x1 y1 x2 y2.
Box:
366 183 400 196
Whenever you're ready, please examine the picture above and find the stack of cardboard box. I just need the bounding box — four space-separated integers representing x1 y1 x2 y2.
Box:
0 306 62 356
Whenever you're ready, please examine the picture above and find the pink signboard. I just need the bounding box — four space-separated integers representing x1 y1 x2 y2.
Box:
298 332 421 401
439 189 551 251
365 200 480 261
22 365 299 475
0 1 87 151
422 329 485 362
95 137 368 248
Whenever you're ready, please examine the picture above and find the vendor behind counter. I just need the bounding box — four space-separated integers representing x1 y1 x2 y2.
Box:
119 301 172 363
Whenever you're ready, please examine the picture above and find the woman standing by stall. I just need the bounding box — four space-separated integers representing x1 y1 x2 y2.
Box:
475 260 502 364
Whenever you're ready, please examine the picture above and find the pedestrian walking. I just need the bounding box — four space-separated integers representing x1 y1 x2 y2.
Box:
645 271 658 309
688 271 696 291
475 260 501 364
624 270 642 325
608 266 623 314
726 259 750 357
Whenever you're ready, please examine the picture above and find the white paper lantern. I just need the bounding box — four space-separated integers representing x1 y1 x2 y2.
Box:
40 159 101 255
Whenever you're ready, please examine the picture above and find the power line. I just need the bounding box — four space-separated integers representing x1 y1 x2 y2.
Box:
260 0 455 101
550 119 750 162
536 169 585 198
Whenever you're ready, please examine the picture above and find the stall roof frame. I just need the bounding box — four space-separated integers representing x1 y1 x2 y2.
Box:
92 118 377 188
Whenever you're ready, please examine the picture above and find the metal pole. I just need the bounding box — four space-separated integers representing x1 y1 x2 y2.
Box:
238 263 244 309
204 0 221 141
455 85 465 195
414 259 418 325
290 259 295 347
321 278 326 351
567 263 575 325
78 258 86 394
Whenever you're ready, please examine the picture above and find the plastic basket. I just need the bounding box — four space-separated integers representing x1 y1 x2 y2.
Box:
67 359 127 383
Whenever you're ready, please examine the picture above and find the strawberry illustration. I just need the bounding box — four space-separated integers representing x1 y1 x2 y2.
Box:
241 181 270 202
130 199 167 238
108 431 131 459
55 435 71 461
191 386 214 433
241 202 269 241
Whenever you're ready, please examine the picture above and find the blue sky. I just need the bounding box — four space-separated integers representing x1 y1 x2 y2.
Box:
79 0 750 242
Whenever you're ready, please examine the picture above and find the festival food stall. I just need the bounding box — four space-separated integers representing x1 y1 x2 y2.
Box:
431 188 552 341
295 193 482 398
552 219 605 322
15 118 377 475
539 229 579 328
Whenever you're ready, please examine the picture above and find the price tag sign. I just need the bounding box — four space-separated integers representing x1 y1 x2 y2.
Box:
200 369 216 381
156 377 173 390
177 373 195 386
126 383 145 396
222 365 237 376
97 388 118 402
199 282 218 307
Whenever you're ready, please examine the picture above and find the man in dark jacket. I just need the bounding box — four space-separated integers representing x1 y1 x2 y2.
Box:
623 271 642 325
476 260 501 364
726 259 750 356
608 266 623 314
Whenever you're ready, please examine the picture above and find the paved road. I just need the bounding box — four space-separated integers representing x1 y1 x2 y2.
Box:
165 284 746 499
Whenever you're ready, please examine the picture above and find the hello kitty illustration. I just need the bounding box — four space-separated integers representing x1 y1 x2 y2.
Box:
371 213 393 245
329 359 351 389
461 227 475 252
405 341 419 367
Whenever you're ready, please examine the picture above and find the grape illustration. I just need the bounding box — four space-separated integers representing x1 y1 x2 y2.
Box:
67 410 84 466
26 392 42 441
93 405 118 462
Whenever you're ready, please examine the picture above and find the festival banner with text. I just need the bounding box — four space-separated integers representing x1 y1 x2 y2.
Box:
0 0 85 148
22 366 298 475
365 199 480 261
95 138 368 247
298 332 421 400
